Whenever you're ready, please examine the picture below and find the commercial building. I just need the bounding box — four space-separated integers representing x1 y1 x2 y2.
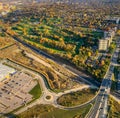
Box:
0 63 15 82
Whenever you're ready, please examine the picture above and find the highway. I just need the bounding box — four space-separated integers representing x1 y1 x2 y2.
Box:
5 31 100 87
87 37 120 118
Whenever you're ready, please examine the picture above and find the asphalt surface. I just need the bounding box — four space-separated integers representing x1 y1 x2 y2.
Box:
87 65 113 118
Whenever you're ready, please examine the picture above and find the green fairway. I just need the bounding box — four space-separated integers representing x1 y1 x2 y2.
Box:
11 15 106 81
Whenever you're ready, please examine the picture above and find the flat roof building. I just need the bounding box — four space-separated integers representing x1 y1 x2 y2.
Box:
99 39 109 51
99 28 116 51
0 63 15 82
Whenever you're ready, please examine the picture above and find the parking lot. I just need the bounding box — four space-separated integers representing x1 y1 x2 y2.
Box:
0 71 37 113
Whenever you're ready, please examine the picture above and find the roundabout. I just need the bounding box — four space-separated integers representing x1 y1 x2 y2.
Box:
45 95 52 101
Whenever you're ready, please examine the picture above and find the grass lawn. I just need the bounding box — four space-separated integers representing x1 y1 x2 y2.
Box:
57 89 97 107
111 74 117 91
111 67 120 91
108 97 120 118
17 104 92 118
29 82 42 99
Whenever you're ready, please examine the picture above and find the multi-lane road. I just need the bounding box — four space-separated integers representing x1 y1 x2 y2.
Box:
87 64 114 118
87 38 120 118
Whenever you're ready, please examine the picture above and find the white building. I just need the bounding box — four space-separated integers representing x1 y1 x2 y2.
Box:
99 39 109 51
100 28 116 51
0 63 15 82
